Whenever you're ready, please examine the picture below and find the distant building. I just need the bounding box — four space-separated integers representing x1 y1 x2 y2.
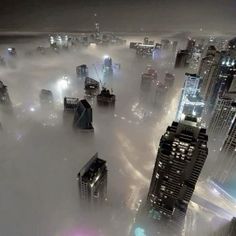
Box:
208 96 236 142
77 153 107 204
174 50 189 68
161 39 171 50
147 116 208 223
164 73 175 88
172 41 178 53
228 37 236 58
176 73 204 121
186 38 196 54
198 52 220 100
73 99 93 130
205 45 217 57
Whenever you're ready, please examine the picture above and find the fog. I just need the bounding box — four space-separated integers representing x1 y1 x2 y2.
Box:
0 35 235 236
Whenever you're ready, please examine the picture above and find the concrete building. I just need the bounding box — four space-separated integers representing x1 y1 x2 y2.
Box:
73 99 93 130
174 50 189 68
216 117 236 184
176 73 204 121
208 96 236 142
147 116 208 223
198 53 220 100
77 153 107 204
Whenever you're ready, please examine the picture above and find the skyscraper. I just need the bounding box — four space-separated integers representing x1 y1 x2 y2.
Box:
73 99 93 130
198 54 220 100
77 153 107 204
228 37 236 58
203 51 236 112
176 73 204 121
147 116 208 222
174 50 189 68
216 117 236 184
208 95 236 143
186 38 196 54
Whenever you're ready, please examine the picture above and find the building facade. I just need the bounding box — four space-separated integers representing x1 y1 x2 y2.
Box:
216 117 236 184
208 96 236 142
176 73 204 121
147 116 208 223
77 153 107 205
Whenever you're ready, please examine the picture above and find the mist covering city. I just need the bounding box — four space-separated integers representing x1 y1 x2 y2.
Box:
0 1 236 236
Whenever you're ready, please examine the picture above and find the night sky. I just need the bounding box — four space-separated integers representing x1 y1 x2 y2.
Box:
0 0 235 33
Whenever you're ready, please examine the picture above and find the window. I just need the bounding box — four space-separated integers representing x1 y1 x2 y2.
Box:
161 185 166 191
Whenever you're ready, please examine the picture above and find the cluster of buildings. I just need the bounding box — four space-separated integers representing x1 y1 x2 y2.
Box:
130 37 177 59
175 37 236 189
75 36 236 235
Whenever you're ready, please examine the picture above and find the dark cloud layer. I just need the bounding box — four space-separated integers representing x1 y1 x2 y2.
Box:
0 0 235 33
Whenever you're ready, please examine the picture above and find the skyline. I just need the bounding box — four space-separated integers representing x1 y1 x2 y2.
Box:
0 3 236 234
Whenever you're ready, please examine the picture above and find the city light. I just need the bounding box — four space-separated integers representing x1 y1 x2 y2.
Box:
57 76 70 90
103 54 110 59
134 227 147 236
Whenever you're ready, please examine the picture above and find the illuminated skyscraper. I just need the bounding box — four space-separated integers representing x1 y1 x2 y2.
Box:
176 73 204 121
208 96 236 142
77 153 107 204
147 116 208 222
206 51 236 111
228 37 236 58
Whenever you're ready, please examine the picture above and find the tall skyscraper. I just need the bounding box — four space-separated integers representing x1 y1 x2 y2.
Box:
73 99 93 130
161 39 171 50
77 153 107 204
186 38 196 54
174 50 189 68
176 73 204 121
203 51 236 112
147 116 208 223
208 95 236 142
198 53 220 100
172 41 178 54
228 37 236 58
215 117 236 184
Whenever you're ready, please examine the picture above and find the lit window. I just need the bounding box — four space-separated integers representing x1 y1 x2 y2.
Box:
161 185 166 191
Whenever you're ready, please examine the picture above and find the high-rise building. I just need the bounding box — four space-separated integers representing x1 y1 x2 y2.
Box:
215 116 236 184
172 41 178 54
73 99 93 130
161 39 171 50
186 38 196 54
228 37 236 58
205 45 217 57
77 153 107 204
147 116 208 223
176 73 204 121
208 95 236 142
204 51 236 112
198 52 220 100
174 50 189 68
